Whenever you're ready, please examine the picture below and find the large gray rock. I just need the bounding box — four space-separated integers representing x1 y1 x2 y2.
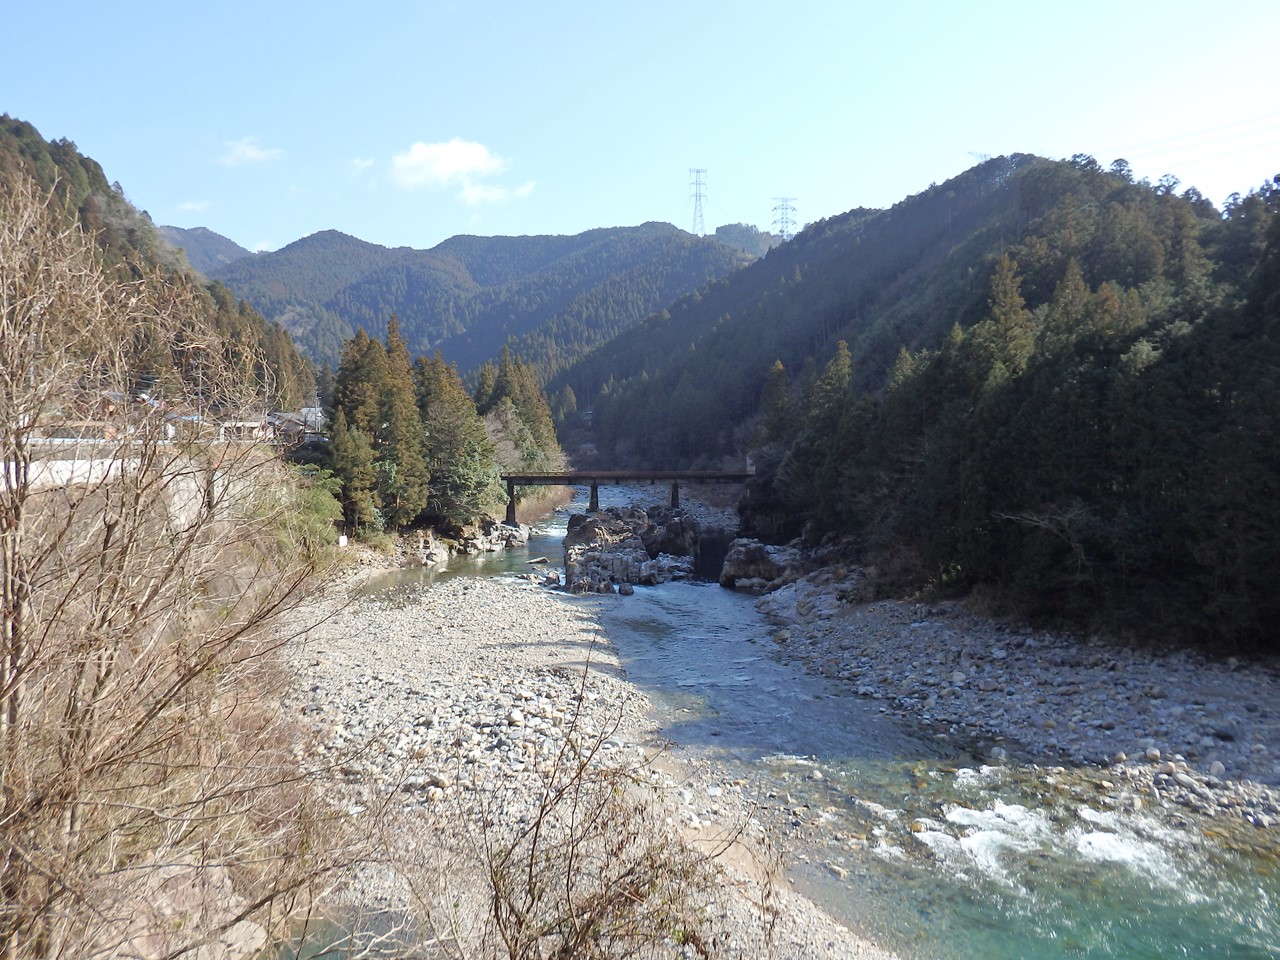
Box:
562 506 700 593
719 537 804 591
459 517 530 556
639 506 699 559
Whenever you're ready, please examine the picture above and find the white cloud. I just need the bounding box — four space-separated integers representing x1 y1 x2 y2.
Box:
251 240 275 253
391 138 531 205
220 136 285 167
350 157 375 172
460 178 536 206
178 200 210 213
391 138 505 188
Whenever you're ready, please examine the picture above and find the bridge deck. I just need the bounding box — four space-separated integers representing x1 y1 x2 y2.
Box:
502 470 752 484
499 470 751 523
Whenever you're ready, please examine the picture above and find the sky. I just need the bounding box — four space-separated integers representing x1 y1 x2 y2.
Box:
3 0 1277 253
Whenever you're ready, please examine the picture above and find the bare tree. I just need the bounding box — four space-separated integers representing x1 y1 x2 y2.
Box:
386 665 776 960
1 173 357 958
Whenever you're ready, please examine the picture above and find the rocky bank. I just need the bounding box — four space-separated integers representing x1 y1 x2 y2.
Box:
754 563 1280 835
560 504 701 593
286 572 897 959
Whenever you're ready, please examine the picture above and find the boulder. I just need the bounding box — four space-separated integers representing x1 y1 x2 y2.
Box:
562 506 701 593
719 537 804 591
458 517 530 555
639 506 699 559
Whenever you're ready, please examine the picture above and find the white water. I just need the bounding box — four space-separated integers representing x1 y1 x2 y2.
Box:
381 487 1280 960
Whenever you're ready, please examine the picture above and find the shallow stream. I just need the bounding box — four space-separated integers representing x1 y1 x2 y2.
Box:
372 488 1280 959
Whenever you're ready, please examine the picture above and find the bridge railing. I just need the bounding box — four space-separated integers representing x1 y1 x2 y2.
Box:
499 470 752 524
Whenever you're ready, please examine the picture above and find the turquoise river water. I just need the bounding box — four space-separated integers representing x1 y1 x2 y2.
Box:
364 489 1280 960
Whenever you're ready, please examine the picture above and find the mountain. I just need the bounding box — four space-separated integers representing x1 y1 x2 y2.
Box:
561 152 1280 650
552 154 1039 458
157 224 253 275
713 222 782 257
208 223 754 375
0 114 314 408
208 230 419 363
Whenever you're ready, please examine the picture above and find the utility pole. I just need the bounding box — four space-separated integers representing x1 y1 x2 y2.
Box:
689 168 707 236
772 197 796 242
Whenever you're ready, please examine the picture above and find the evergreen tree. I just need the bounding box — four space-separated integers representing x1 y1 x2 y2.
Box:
482 346 562 469
473 360 498 412
753 359 794 449
334 329 388 435
415 353 503 526
377 316 430 527
774 342 852 524
329 408 380 529
976 253 1035 383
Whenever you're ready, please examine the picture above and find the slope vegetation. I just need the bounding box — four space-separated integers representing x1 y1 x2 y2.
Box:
0 115 313 407
156 224 253 275
566 153 1280 649
212 223 753 374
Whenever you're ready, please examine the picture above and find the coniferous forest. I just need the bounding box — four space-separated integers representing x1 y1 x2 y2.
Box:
207 222 755 377
0 115 315 409
564 155 1280 651
326 322 561 533
9 106 1278 653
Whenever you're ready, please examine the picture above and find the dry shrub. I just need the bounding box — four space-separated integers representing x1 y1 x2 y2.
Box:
0 172 360 958
381 672 775 960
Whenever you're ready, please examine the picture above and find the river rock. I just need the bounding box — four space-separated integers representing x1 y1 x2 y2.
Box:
639 506 699 559
563 506 702 593
458 516 530 555
719 538 804 591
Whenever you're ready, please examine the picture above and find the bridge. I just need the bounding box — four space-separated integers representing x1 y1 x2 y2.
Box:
500 470 753 525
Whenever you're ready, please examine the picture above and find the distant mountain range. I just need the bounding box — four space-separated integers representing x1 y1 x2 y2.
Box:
156 225 254 275
182 222 771 375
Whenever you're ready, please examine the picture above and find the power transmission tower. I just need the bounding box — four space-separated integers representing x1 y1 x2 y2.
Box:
772 197 796 241
689 168 707 236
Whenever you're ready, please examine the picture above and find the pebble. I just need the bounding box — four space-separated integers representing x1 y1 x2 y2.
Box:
286 563 891 960
758 569 1280 828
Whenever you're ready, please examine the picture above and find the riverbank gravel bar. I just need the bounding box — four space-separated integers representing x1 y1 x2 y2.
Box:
287 571 897 959
759 566 1280 832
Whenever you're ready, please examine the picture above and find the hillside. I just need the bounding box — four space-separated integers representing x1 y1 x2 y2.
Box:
157 224 253 275
555 154 1037 460
209 222 754 374
562 153 1280 649
0 115 314 408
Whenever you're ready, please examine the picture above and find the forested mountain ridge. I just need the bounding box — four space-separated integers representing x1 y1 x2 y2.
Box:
209 222 754 375
209 230 423 363
566 151 1280 650
0 115 314 408
555 154 1041 456
156 224 254 275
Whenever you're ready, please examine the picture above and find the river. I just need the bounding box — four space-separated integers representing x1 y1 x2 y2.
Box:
371 488 1280 960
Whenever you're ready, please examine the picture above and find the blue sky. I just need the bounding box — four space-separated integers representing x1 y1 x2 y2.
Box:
4 0 1276 252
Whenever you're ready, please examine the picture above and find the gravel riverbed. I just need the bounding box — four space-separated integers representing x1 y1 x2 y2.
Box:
286 571 896 959
758 566 1280 836
283 492 1280 957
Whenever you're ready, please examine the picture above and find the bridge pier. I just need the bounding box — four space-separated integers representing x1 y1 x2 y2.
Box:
498 470 752 520
504 478 518 526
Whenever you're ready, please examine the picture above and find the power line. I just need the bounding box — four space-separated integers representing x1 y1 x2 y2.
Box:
689 168 707 236
772 197 796 241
